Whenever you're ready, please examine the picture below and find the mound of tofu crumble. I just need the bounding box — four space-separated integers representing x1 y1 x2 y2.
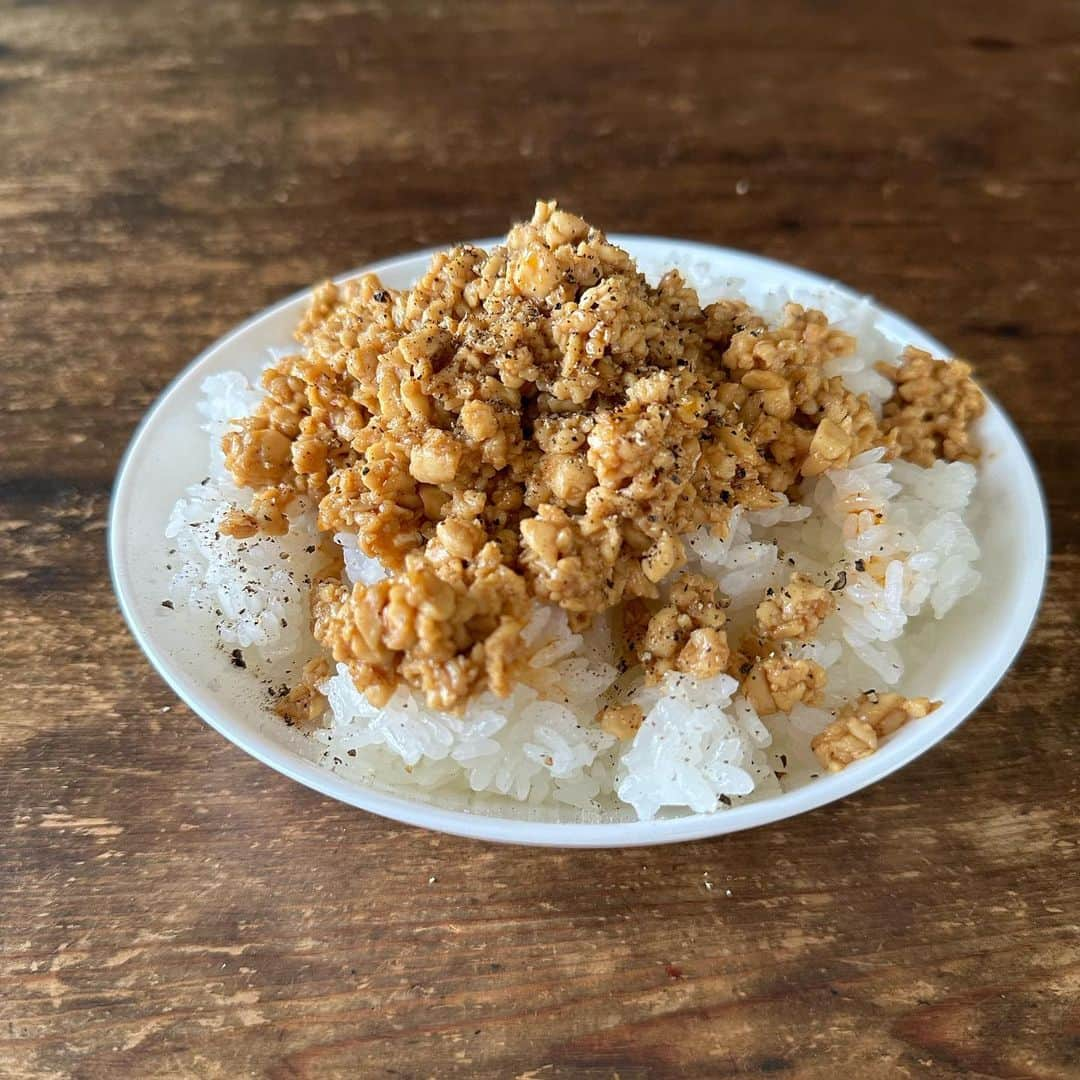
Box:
168 200 987 815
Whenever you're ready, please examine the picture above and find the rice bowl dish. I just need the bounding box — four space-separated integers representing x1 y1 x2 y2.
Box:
109 208 1045 842
144 203 1016 828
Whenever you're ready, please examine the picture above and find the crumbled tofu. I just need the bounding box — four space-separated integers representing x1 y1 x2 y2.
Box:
755 573 834 641
597 703 645 740
879 347 985 467
273 657 332 727
220 202 977 717
218 508 260 539
638 573 730 683
742 654 827 716
811 691 940 771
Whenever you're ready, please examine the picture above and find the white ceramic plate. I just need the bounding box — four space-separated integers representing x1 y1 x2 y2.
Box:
109 237 1047 847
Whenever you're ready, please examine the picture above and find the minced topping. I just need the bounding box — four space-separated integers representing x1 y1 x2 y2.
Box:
811 692 940 771
742 654 828 716
219 507 260 539
880 347 986 467
635 572 730 683
273 657 331 727
596 703 645 741
220 201 984 741
755 572 834 641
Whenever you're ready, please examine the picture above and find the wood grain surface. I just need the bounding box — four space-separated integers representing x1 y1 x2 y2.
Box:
2 1 1078 1076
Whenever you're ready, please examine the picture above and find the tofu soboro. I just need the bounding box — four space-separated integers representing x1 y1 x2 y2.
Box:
221 202 982 772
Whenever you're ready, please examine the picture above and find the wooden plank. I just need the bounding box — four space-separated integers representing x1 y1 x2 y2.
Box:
1 1 1077 1075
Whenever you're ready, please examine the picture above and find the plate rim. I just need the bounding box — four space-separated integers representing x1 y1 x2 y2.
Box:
108 236 1049 847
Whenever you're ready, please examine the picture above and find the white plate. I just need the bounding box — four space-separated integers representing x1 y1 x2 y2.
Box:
109 237 1048 847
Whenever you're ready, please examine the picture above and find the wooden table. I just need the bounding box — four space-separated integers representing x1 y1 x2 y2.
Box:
2 2 1077 1076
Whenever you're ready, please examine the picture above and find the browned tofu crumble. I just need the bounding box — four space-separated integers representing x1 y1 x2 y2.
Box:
273 657 332 727
811 692 940 772
596 703 645 741
743 654 828 716
879 347 986 467
755 572 834 641
221 201 980 771
636 572 730 684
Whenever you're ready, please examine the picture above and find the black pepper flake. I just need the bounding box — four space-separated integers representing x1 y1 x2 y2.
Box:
373 290 389 302
230 649 247 669
161 599 174 609
718 794 732 806
854 559 866 571
779 754 787 767
831 571 848 592
305 545 316 554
